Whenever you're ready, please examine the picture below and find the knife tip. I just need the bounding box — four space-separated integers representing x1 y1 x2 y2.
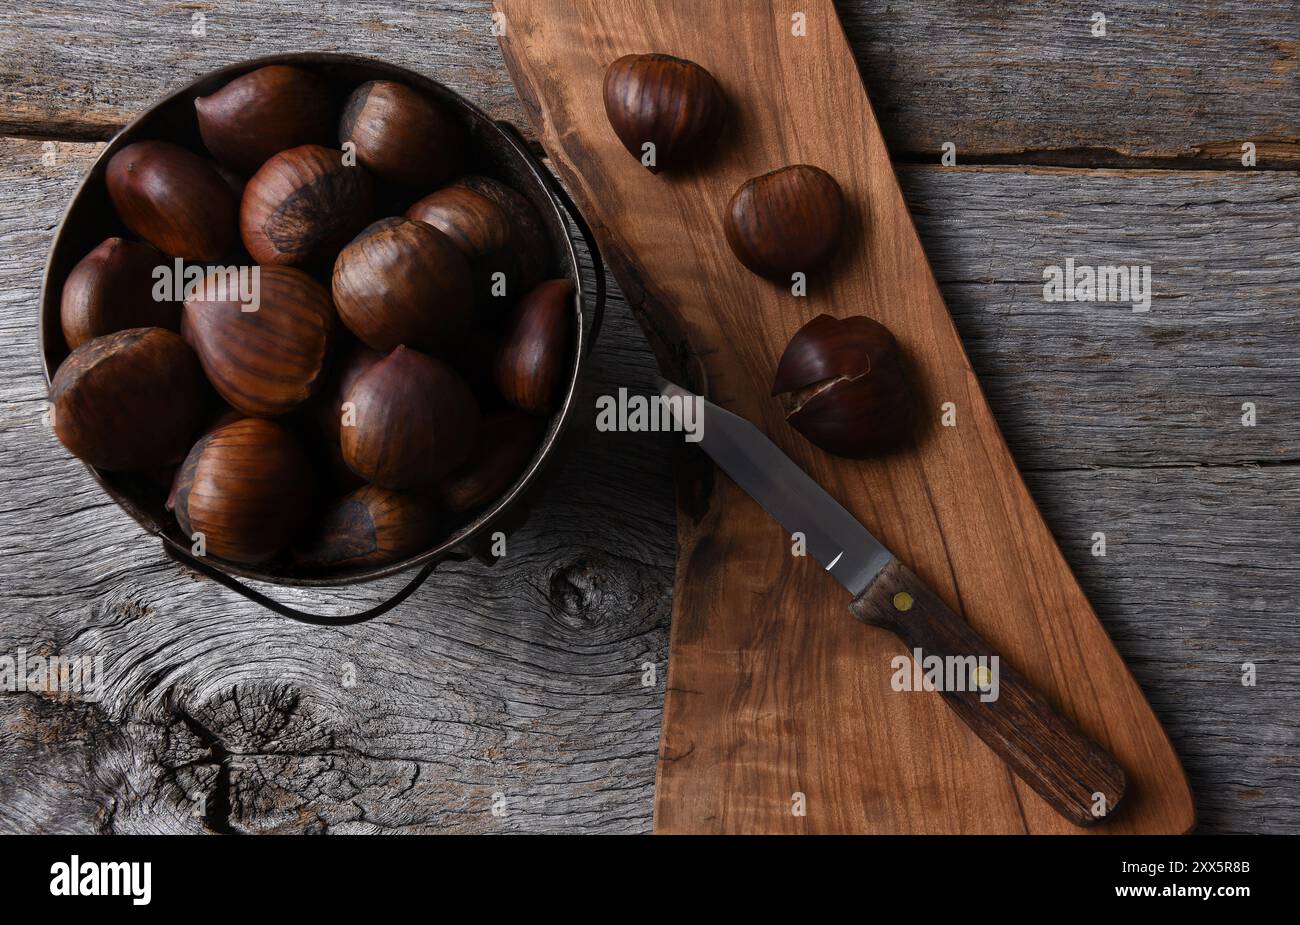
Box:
656 377 691 401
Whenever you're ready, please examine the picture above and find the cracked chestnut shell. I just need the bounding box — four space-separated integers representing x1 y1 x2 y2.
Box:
106 141 238 261
292 485 440 570
603 53 725 174
332 217 474 352
240 143 376 266
60 237 177 350
341 346 481 491
172 417 313 565
339 80 464 188
494 279 574 416
182 265 336 417
725 165 845 278
50 327 207 471
439 409 544 513
772 314 911 458
406 175 550 307
195 65 336 173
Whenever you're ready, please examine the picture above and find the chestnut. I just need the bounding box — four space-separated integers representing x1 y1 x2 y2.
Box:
405 175 549 306
105 141 238 261
164 405 244 512
60 237 177 350
332 217 474 352
195 65 335 173
341 346 480 491
292 485 439 570
339 80 464 188
439 410 544 513
182 265 335 417
172 417 313 565
494 279 574 415
314 340 382 444
50 327 207 471
771 314 912 458
724 165 845 279
240 144 376 266
603 53 725 174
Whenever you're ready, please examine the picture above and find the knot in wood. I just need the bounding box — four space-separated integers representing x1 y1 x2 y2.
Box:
547 560 604 627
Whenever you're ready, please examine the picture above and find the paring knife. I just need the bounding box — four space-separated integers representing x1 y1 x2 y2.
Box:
660 380 1126 827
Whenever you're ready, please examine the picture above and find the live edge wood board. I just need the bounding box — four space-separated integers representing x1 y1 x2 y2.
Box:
496 0 1194 833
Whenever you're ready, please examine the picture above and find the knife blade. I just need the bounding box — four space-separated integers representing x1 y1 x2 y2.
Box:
660 379 893 595
658 378 1127 828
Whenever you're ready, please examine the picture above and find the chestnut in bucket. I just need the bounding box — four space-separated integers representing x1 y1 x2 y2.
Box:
106 141 238 261
240 144 376 266
171 417 313 565
439 410 544 513
50 327 207 472
195 65 335 173
772 314 912 458
332 217 474 352
314 340 382 445
293 485 439 570
406 175 550 306
60 237 177 350
495 279 574 415
341 346 480 492
725 165 845 279
603 53 726 174
339 80 464 188
182 265 336 417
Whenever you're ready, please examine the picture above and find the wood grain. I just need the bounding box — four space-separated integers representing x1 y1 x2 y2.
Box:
836 0 1300 165
0 1 1294 167
495 0 1195 834
1 127 1295 833
903 166 1300 468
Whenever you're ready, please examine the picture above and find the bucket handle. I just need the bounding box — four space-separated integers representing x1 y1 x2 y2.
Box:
165 544 454 626
496 120 606 351
165 131 607 626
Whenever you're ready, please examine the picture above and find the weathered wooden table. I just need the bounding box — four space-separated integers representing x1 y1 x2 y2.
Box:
0 1 1295 834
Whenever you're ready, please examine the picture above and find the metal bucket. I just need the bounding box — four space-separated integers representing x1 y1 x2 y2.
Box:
38 53 604 624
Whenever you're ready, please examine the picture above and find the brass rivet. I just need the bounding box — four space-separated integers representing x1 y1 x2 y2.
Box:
892 591 914 611
973 666 993 688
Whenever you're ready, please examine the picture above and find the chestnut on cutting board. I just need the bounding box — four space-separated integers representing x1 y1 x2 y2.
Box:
725 165 846 279
603 53 726 174
772 314 913 458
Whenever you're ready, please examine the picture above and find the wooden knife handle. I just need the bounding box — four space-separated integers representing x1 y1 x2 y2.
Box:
849 558 1126 827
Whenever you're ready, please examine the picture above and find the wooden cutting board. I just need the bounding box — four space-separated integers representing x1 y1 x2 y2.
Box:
495 0 1194 833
